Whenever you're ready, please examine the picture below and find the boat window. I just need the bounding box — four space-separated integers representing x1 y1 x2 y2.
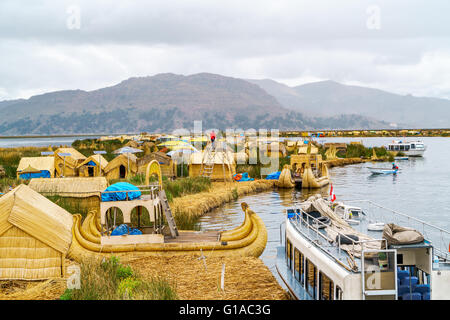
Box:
389 145 394 151
335 286 343 300
411 144 415 149
405 145 410 151
394 145 399 151
350 210 360 218
305 258 317 299
399 145 405 151
286 238 292 270
294 248 304 285
319 271 334 300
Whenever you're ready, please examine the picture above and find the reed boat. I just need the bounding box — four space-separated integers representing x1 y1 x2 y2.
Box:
290 142 330 189
64 160 268 261
277 194 450 300
68 201 267 261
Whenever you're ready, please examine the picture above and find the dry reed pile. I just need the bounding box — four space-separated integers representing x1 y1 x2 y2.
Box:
125 254 289 300
170 180 274 220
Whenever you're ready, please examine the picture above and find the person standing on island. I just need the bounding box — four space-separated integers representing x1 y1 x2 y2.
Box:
210 130 216 149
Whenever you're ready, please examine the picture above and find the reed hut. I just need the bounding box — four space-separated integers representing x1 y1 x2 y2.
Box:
28 177 108 211
137 152 176 179
54 147 87 177
188 152 236 181
77 154 109 177
0 184 73 280
264 142 287 158
16 156 55 179
124 140 140 148
104 153 138 180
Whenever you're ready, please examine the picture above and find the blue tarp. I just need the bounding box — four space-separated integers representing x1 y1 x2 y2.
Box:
87 161 96 166
101 182 141 202
111 224 142 236
265 171 281 180
233 172 254 182
19 170 51 180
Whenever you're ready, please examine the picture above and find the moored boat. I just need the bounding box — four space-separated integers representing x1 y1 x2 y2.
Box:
368 167 398 175
277 194 450 300
387 140 426 157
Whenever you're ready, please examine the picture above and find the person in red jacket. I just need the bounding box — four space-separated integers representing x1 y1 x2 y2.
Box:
210 130 216 149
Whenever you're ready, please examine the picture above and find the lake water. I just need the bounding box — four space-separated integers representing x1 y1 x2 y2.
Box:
0 136 100 148
197 137 450 287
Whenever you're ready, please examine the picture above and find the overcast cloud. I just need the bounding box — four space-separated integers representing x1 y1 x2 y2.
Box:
1 0 450 100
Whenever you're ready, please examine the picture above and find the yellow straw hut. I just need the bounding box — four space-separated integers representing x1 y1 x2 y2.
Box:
77 154 109 177
28 177 108 211
188 152 236 181
16 156 55 179
104 153 138 180
0 184 73 280
54 147 87 177
137 152 176 179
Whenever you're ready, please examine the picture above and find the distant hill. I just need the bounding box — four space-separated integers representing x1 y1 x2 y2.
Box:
248 79 450 128
0 73 389 135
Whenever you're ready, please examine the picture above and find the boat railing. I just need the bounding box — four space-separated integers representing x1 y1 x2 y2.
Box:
289 209 388 271
340 199 450 261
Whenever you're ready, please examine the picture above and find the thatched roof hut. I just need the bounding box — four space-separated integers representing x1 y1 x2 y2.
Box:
28 177 108 211
77 154 109 177
124 140 140 148
54 147 86 177
28 177 108 198
104 153 137 180
188 152 236 181
0 184 73 280
16 156 55 179
137 152 176 178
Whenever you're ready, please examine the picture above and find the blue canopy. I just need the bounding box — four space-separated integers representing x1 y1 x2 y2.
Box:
265 171 281 180
87 160 97 166
101 182 141 202
19 170 51 180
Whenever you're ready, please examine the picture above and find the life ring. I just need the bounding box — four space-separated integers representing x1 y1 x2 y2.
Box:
233 174 242 181
312 216 331 229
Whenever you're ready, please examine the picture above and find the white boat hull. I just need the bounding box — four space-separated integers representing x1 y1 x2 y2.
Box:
368 168 398 174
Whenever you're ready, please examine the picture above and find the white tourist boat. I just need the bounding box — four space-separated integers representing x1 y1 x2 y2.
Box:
386 140 426 157
277 195 450 300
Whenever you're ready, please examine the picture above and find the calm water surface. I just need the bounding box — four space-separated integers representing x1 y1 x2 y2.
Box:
198 137 450 286
0 136 100 148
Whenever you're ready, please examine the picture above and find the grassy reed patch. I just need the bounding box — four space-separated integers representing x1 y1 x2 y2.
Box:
64 256 177 300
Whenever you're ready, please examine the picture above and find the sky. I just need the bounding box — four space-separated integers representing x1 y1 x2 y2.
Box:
1 0 450 100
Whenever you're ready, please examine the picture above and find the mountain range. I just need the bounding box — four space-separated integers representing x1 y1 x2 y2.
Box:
247 79 450 128
0 72 448 135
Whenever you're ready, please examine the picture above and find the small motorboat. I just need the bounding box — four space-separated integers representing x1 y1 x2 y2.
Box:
368 167 398 175
394 156 409 160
